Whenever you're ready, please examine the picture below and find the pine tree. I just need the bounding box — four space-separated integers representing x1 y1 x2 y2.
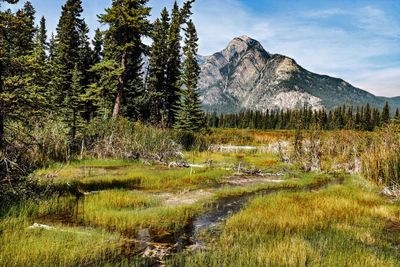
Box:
165 0 195 127
64 64 84 139
32 16 49 90
364 104 372 131
395 108 400 120
381 101 390 125
0 1 46 148
148 8 170 125
35 16 47 66
48 33 56 61
51 0 84 107
51 0 95 140
92 28 103 64
14 1 36 55
174 20 204 132
98 0 151 118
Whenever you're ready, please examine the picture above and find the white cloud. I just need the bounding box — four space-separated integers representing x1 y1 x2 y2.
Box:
302 8 347 18
3 0 400 97
358 6 400 37
176 0 400 97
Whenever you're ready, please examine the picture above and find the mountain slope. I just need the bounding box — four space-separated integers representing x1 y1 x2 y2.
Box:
198 36 399 113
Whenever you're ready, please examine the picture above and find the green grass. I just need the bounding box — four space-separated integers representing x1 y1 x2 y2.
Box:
213 172 336 198
170 176 400 266
184 150 282 169
0 214 126 266
35 160 230 192
80 190 203 237
4 134 400 266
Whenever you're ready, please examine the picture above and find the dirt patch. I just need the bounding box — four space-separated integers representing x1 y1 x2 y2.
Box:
160 190 213 207
223 176 286 186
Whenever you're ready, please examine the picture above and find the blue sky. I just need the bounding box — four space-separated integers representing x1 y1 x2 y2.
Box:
3 0 400 97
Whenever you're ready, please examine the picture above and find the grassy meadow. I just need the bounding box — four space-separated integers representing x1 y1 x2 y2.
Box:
1 129 400 266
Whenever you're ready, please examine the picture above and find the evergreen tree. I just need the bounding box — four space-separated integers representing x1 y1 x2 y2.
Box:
62 64 84 139
0 1 46 148
32 16 49 90
51 0 95 140
165 0 195 127
381 101 390 125
51 0 84 107
148 8 170 125
395 108 400 120
174 20 204 132
98 0 151 118
35 16 47 66
92 28 103 64
48 33 56 61
363 104 372 131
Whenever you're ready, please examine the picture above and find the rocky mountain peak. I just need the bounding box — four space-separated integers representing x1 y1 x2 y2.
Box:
199 36 400 114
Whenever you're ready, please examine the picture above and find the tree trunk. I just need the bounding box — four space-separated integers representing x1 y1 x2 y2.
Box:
112 51 127 119
0 64 4 151
0 112 4 151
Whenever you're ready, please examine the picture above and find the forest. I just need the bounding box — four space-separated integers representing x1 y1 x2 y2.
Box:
1 0 400 266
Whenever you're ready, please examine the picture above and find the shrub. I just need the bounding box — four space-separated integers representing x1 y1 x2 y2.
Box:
83 118 182 161
361 123 400 186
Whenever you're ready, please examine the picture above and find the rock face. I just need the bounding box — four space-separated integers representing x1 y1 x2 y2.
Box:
199 35 400 113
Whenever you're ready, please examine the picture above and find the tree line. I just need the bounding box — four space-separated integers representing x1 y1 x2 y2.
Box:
0 0 205 151
206 102 399 131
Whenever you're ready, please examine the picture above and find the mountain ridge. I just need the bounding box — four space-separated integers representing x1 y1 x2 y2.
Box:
198 35 400 113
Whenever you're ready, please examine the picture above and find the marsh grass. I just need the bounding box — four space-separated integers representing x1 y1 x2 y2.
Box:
206 129 295 145
35 160 230 192
76 190 204 238
185 150 282 169
0 225 125 267
170 176 400 266
361 124 400 186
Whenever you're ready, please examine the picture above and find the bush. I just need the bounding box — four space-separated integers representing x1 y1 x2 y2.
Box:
361 123 400 186
83 118 182 161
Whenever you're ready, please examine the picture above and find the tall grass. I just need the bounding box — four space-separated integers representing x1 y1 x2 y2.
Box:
0 224 124 266
35 160 229 192
362 123 400 186
84 118 182 161
170 176 400 266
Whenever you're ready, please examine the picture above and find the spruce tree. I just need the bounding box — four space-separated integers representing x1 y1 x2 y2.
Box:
51 0 84 108
148 8 170 125
165 0 195 127
48 33 56 62
51 0 94 140
0 1 47 148
174 20 204 132
65 64 84 139
32 16 49 91
98 0 151 118
381 101 390 125
395 108 400 120
92 28 103 64
364 104 372 131
35 16 47 66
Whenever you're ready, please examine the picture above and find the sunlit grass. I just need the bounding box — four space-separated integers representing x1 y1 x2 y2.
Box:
184 150 282 169
214 172 335 198
170 176 400 266
35 160 230 192
79 190 203 236
0 217 125 266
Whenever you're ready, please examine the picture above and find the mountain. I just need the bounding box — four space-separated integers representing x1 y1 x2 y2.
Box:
198 35 400 113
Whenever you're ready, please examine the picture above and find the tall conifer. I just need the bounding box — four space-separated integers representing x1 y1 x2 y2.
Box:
98 0 151 118
174 20 204 132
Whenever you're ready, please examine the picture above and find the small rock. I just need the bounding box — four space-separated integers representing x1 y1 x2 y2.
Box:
187 243 206 251
138 228 151 243
28 223 53 230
